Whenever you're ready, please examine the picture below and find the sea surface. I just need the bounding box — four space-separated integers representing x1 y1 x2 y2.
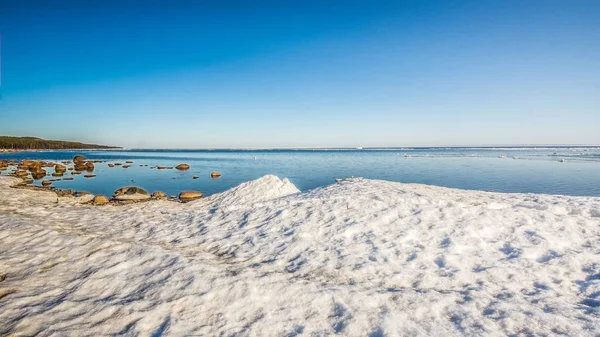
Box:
1 147 599 197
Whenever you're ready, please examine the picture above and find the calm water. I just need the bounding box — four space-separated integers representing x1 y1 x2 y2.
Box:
1 147 599 197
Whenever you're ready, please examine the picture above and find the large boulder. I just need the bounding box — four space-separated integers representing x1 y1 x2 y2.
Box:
113 186 151 201
175 164 190 170
73 155 86 164
85 162 95 171
179 191 203 202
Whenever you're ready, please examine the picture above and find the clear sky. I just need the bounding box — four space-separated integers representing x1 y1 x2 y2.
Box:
0 0 598 148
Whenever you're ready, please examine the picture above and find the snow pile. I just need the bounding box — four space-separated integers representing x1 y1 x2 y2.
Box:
0 176 599 336
202 174 300 209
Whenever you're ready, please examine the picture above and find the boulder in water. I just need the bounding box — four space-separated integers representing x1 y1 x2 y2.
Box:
175 164 190 170
55 164 67 173
210 171 222 178
73 155 86 164
41 180 52 186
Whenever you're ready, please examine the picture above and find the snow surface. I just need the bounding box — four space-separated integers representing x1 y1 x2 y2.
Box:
0 175 599 336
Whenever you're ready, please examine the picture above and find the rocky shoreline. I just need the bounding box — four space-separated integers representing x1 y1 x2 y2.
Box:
0 154 218 205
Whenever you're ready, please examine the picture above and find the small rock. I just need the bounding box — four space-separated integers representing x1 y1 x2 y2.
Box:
72 171 82 175
210 171 222 178
0 288 17 300
84 174 96 178
85 162 95 171
179 191 203 202
192 176 199 179
76 194 95 204
113 186 151 201
31 172 46 180
15 170 28 177
157 166 167 170
55 164 67 173
126 161 134 163
52 172 64 177
108 164 114 168
63 177 74 181
41 180 52 186
175 163 190 170
123 165 130 169
92 195 110 205
74 164 87 171
151 191 167 200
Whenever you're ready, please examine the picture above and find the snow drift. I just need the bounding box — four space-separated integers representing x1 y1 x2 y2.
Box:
0 175 599 336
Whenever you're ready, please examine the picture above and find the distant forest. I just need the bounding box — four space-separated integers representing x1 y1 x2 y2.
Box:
0 136 120 150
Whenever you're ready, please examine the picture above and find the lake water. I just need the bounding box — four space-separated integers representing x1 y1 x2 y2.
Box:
1 147 599 197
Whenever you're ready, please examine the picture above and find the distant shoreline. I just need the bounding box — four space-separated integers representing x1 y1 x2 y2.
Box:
0 135 120 151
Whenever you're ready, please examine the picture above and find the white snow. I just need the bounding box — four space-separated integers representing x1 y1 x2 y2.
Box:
0 175 599 336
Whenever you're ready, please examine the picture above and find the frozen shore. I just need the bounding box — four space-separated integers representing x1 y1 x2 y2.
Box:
0 175 599 336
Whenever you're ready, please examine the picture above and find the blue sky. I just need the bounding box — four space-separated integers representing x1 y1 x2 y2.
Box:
0 0 598 148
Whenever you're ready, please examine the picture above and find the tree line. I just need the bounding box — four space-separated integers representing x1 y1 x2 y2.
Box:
0 136 120 150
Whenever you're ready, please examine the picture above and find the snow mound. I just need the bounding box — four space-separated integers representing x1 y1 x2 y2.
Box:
0 176 599 336
204 174 299 209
